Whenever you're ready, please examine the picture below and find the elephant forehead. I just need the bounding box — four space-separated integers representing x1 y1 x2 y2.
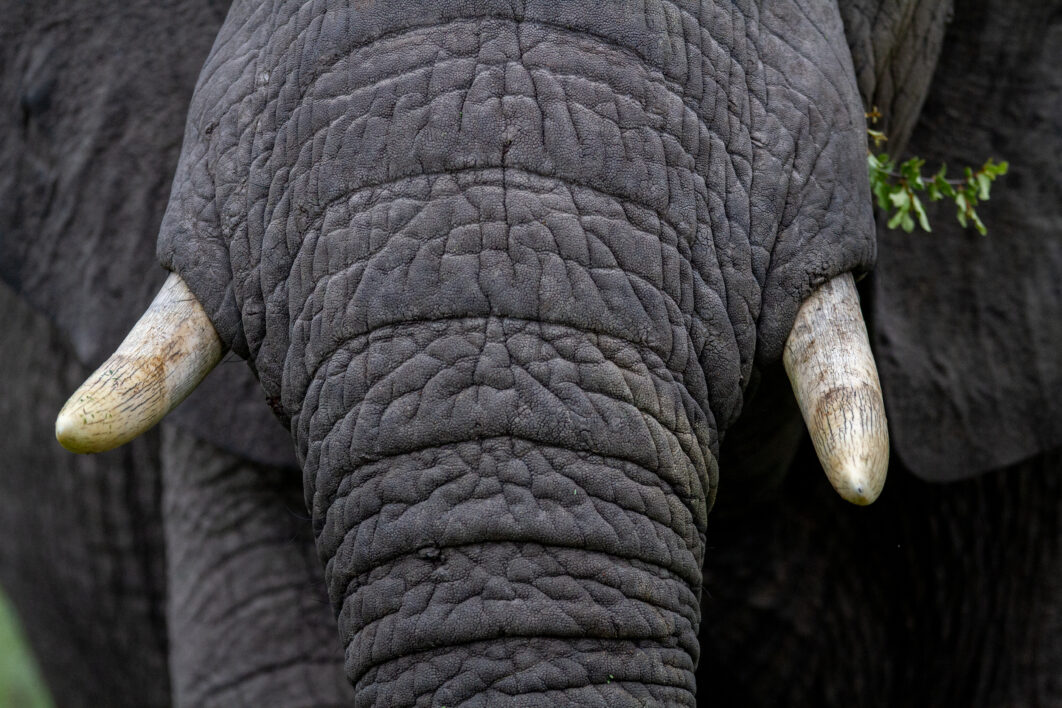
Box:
282 170 722 419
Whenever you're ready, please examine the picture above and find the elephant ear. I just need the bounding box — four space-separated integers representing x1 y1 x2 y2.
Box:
870 2 1062 481
0 0 295 467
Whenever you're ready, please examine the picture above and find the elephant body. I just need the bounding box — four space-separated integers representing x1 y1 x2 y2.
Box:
1 0 1059 705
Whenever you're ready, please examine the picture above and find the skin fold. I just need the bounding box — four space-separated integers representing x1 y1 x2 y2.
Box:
1 0 1059 705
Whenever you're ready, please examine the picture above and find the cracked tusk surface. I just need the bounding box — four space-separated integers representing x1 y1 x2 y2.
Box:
783 272 889 505
56 272 222 454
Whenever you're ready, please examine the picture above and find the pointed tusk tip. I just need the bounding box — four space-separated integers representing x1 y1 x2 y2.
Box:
55 401 124 454
838 484 878 507
828 456 888 506
55 410 99 454
55 412 77 452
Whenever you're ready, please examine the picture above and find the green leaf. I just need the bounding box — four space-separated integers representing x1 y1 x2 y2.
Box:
873 184 893 210
955 193 969 228
911 194 931 232
984 159 1009 177
970 209 987 235
887 205 908 230
956 193 967 217
889 189 911 209
900 157 926 189
933 167 955 200
902 213 915 232
977 172 992 200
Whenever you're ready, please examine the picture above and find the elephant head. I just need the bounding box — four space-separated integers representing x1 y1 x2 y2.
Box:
16 0 1058 703
51 2 886 701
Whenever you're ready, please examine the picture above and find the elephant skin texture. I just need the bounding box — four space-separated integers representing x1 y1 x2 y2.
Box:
1 0 1060 706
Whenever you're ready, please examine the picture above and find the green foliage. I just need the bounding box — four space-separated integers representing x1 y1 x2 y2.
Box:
0 587 53 708
865 108 1008 235
868 153 1008 235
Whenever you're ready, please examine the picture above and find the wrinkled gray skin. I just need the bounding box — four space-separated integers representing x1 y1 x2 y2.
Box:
1 0 1059 706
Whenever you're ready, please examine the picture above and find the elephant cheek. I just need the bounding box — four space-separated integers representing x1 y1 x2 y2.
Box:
293 316 713 703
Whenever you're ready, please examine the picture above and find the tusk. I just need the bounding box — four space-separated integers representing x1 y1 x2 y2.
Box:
783 272 889 505
56 272 222 454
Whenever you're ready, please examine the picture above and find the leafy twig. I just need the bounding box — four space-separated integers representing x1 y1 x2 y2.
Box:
867 153 1008 235
864 108 1007 235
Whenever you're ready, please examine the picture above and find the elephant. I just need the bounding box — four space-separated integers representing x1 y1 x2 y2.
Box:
1 0 1059 705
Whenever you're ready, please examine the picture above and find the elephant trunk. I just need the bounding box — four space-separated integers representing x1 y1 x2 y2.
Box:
296 315 713 704
252 16 729 702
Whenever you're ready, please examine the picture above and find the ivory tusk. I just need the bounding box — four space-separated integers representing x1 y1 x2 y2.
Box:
56 272 222 454
783 272 889 505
